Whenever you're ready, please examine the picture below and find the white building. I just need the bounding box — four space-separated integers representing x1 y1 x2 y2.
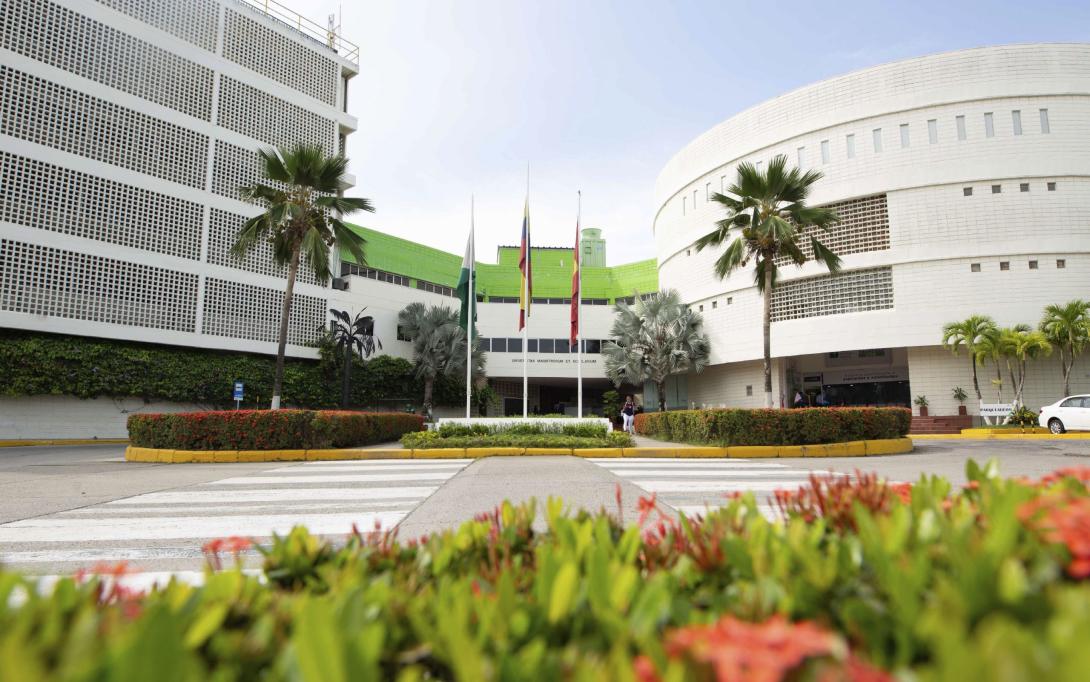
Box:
0 0 358 358
654 44 1090 417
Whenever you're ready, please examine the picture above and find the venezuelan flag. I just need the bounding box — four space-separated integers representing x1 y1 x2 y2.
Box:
518 198 531 330
569 216 579 349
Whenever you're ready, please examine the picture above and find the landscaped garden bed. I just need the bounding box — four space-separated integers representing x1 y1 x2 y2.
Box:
402 421 634 449
5 461 1090 679
127 410 423 450
635 407 911 445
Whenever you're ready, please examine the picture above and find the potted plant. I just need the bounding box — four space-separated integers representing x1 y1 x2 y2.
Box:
952 387 968 416
914 395 930 417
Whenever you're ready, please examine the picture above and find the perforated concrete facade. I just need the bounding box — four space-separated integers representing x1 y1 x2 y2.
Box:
0 0 359 357
658 45 1090 412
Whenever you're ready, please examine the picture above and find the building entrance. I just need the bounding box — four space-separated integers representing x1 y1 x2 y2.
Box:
786 348 910 408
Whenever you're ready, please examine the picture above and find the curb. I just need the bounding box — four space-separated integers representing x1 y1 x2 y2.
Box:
124 438 913 463
911 433 1090 440
0 438 129 448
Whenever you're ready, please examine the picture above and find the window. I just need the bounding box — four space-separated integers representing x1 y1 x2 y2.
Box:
745 385 753 397
554 339 569 354
720 175 726 192
538 338 554 353
397 325 413 342
984 112 994 138
1057 259 1066 269
755 160 763 173
727 297 733 305
584 339 601 354
1048 182 1057 191
508 337 522 353
991 184 1001 194
872 128 882 152
527 338 538 352
477 338 490 352
797 146 805 167
846 133 855 158
1040 108 1050 133
1012 110 1022 135
693 189 698 207
963 187 973 196
712 300 718 309
956 115 967 140
971 263 981 272
1028 260 1038 270
682 196 686 215
927 119 938 144
698 304 704 312
705 182 710 200
492 337 507 352
1020 183 1030 192
899 123 910 148
1000 261 1010 271
686 249 691 257
821 139 830 164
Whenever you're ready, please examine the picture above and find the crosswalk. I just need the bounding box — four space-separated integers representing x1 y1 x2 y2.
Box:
0 459 472 575
589 458 845 519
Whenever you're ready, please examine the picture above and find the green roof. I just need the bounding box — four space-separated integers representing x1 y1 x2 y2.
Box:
342 224 657 301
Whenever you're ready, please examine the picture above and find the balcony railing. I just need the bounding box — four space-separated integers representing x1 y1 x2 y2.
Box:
234 0 359 66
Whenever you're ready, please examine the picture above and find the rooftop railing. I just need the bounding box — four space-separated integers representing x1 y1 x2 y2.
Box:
234 0 359 66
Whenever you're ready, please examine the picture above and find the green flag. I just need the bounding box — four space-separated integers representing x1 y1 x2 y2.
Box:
457 227 475 328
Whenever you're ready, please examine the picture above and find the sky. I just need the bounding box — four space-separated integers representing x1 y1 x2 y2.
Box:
302 0 1090 266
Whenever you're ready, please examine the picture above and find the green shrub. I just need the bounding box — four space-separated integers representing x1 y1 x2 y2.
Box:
127 410 423 450
633 407 911 445
6 462 1090 680
1009 405 1039 428
435 421 609 438
401 430 633 449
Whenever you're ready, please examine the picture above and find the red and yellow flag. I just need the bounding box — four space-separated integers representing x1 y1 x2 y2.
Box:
569 219 579 349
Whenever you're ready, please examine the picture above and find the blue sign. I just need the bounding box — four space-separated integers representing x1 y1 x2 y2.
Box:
233 381 244 401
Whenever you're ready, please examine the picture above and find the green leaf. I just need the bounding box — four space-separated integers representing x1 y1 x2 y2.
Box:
548 562 579 624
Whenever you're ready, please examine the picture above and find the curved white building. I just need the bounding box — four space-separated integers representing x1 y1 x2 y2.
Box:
654 44 1090 417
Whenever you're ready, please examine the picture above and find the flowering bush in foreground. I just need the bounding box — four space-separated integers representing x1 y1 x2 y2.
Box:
4 461 1090 680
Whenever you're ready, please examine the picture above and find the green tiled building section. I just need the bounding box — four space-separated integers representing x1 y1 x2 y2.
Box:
343 225 658 302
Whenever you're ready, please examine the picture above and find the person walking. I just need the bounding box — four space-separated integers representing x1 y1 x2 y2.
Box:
622 396 636 434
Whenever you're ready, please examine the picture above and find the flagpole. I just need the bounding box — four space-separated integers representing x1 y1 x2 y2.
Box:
523 163 529 418
466 196 474 419
576 191 583 418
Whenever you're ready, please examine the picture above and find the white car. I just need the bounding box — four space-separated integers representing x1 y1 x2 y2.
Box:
1039 395 1090 434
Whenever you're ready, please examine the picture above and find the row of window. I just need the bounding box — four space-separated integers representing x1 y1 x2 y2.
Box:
696 297 732 312
963 181 1057 196
488 296 611 305
970 259 1066 272
682 108 1053 215
478 338 607 354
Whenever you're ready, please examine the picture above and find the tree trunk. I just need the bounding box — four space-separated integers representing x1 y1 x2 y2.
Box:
657 380 667 413
1060 347 1071 398
423 377 434 421
1016 358 1028 408
994 362 1003 402
1006 360 1017 407
270 246 301 410
341 343 352 408
970 357 982 402
762 264 774 408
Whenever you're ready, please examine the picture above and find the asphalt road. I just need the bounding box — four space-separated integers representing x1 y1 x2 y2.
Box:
1 439 1087 578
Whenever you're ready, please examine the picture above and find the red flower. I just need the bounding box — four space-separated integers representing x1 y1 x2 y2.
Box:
1020 494 1090 578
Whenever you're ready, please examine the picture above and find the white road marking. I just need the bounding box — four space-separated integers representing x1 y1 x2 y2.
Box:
588 458 747 463
634 480 818 494
277 462 468 472
107 487 439 505
621 469 843 479
59 500 415 516
299 458 473 466
208 473 457 485
0 511 407 543
672 504 778 519
599 461 788 469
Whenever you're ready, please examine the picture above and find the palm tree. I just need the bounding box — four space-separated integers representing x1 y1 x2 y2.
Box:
941 315 998 403
602 289 711 412
695 154 840 408
233 143 374 410
1000 326 1052 408
973 331 1006 402
397 302 485 419
1040 300 1090 398
329 308 381 408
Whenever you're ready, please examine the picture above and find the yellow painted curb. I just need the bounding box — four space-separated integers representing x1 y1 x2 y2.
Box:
124 446 156 462
2 438 130 448
522 448 575 456
412 448 468 459
464 447 524 458
676 447 732 458
238 449 306 462
577 448 623 458
911 432 1090 440
866 438 914 455
310 448 407 460
212 450 238 463
172 449 214 463
727 445 783 458
962 427 1049 435
622 447 676 458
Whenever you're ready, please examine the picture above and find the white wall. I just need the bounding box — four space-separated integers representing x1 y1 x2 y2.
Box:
0 396 211 440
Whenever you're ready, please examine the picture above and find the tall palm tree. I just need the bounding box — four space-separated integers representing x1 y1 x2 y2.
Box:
695 154 840 407
233 143 373 410
941 315 998 403
397 302 485 419
329 308 381 408
1040 299 1090 398
973 331 1006 403
602 289 711 413
1000 326 1052 408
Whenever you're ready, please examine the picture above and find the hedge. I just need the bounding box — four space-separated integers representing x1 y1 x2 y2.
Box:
0 329 467 409
127 410 424 450
5 461 1090 680
634 407 912 445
